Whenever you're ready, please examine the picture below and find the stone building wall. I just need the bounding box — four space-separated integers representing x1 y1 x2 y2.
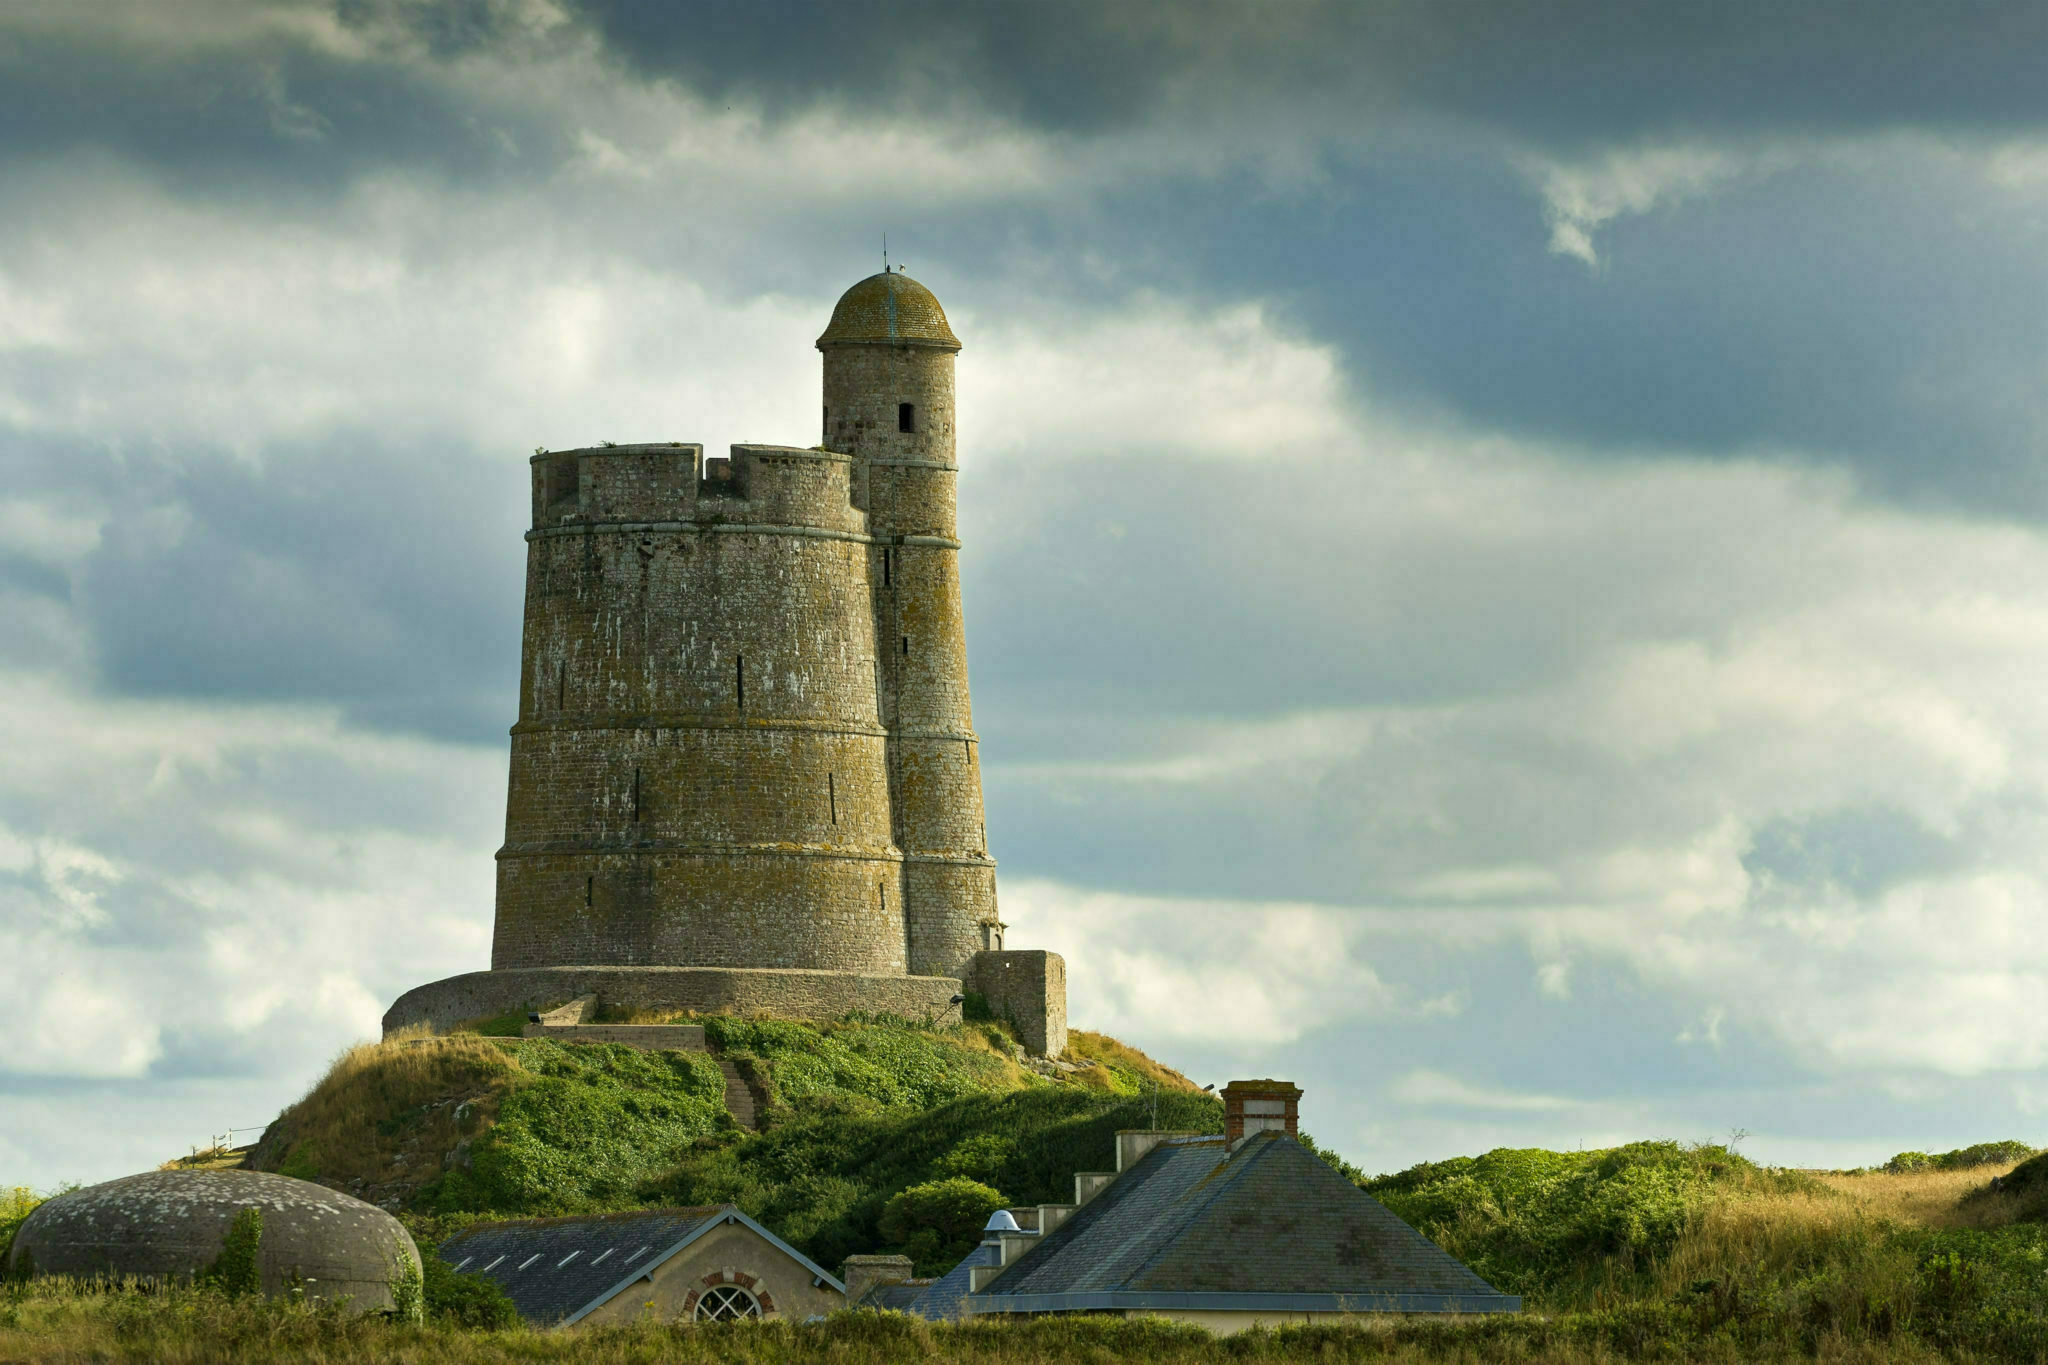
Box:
577 1221 844 1325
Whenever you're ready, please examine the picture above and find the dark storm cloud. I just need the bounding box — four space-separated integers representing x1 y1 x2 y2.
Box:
35 431 527 744
0 22 561 194
561 0 2048 144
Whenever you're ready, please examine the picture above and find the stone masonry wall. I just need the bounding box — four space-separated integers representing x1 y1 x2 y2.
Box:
966 950 1068 1059
497 442 910 974
382 966 963 1035
823 341 994 978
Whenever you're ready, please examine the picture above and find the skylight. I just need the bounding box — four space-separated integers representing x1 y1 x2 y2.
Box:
517 1255 541 1271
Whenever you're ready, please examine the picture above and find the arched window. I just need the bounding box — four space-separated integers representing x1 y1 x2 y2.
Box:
695 1284 762 1321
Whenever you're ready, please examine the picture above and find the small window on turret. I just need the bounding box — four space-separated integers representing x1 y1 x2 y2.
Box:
898 403 915 433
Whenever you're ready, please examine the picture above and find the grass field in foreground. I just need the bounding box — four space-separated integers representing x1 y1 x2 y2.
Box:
6 1160 2048 1362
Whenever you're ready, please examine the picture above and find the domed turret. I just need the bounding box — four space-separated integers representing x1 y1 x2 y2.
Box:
817 271 961 352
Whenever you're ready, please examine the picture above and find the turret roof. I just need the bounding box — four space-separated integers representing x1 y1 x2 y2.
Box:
816 270 960 351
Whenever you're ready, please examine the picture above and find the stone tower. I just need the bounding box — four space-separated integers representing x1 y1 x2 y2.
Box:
385 269 1065 1055
819 272 997 978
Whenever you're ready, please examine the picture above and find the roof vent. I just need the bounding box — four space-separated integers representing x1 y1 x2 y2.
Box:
983 1209 1022 1234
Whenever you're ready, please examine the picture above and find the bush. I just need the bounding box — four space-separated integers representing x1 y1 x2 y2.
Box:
421 1251 520 1328
1 1187 42 1278
429 1040 728 1215
643 1086 1222 1271
200 1208 263 1297
879 1177 1007 1275
1366 1141 1815 1301
701 1017 1015 1113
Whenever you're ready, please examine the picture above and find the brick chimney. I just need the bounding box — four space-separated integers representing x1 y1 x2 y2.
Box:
1220 1079 1302 1144
840 1254 912 1306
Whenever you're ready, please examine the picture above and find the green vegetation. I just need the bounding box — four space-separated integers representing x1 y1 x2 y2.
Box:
641 1086 1222 1273
701 1016 1023 1115
198 1208 263 1298
1884 1140 2036 1174
426 1040 729 1215
245 1015 1212 1278
878 1178 1008 1275
1366 1140 1816 1302
28 1012 2048 1359
0 1275 2029 1362
1363 1140 2048 1358
421 1252 520 1329
1 1187 41 1277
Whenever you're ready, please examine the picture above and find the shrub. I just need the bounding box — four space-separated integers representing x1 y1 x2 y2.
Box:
644 1086 1222 1270
421 1250 519 1328
200 1208 263 1297
432 1041 728 1215
879 1177 1007 1275
1366 1141 1816 1301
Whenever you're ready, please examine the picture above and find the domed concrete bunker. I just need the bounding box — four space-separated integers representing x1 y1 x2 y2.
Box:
8 1170 422 1315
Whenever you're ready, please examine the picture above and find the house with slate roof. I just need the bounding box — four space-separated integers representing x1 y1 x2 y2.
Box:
877 1081 1519 1333
438 1205 845 1327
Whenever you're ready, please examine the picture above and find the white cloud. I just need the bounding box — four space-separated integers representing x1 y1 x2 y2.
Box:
1390 1070 1578 1112
1530 144 1741 266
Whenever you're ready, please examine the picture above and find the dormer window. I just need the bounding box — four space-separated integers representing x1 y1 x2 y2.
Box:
898 403 915 433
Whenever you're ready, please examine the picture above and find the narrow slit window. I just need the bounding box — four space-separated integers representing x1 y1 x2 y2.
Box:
631 768 641 822
882 548 891 586
828 772 837 825
736 654 745 710
901 635 909 657
823 404 829 433
898 402 915 433
585 875 593 908
556 662 565 711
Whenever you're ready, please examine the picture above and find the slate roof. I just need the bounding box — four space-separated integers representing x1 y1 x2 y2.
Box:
438 1205 843 1327
907 1241 1001 1321
964 1134 1520 1316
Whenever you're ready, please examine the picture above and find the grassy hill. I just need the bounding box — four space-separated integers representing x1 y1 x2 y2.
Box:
240 1014 1222 1273
16 1017 2048 1359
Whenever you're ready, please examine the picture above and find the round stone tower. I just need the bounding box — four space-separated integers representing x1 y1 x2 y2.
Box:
383 268 1063 1055
819 271 998 979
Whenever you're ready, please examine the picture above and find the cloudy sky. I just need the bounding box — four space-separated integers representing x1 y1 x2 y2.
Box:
12 0 2048 1187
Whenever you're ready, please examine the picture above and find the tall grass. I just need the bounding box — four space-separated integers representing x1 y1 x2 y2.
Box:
252 1030 515 1193
0 1277 1976 1363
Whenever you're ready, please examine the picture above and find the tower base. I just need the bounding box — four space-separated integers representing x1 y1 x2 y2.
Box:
382 958 1065 1058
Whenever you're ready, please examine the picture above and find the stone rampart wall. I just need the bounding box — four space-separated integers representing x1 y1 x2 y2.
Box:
383 966 963 1036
